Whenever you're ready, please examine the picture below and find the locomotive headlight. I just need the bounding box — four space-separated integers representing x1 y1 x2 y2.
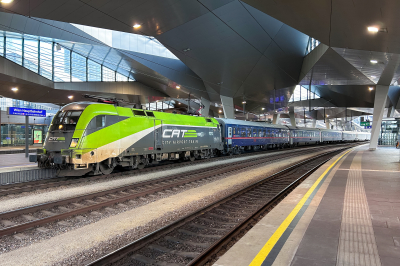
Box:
70 138 79 148
59 125 63 130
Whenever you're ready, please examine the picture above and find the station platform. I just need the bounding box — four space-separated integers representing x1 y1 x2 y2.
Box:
214 145 400 266
0 153 37 173
0 145 38 154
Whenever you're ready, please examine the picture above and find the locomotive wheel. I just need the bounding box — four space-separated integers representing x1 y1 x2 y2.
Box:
99 160 114 175
189 152 196 161
137 163 146 169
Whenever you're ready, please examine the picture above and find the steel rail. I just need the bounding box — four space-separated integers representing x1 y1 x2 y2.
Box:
0 143 333 196
86 147 348 266
0 142 361 196
0 146 328 237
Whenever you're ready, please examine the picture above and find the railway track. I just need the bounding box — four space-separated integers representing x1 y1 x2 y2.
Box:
0 143 353 197
86 147 348 266
0 144 342 238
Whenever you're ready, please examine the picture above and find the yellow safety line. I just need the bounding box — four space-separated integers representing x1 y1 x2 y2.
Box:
249 148 353 266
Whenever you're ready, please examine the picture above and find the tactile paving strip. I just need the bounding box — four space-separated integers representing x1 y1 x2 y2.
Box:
337 151 381 266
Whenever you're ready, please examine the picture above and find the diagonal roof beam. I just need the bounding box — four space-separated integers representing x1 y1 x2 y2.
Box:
298 43 329 82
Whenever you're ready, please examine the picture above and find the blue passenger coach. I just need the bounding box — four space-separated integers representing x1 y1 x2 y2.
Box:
216 119 289 154
286 126 320 146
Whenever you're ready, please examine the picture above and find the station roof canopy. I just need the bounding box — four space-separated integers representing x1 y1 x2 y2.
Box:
0 0 400 115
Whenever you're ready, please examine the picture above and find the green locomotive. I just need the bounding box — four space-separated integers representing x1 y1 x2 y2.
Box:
30 102 223 176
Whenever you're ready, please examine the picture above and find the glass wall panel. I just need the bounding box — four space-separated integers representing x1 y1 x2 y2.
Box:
88 60 101 81
71 52 86 82
102 66 115 81
39 41 53 80
24 39 39 73
5 37 22 65
54 45 71 82
0 35 4 56
0 31 136 83
116 72 128 81
289 85 320 102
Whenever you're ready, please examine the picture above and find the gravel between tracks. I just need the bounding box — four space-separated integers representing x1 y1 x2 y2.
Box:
0 149 332 266
0 148 318 213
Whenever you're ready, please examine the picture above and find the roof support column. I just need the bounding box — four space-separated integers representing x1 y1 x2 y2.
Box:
387 106 395 118
325 118 330 129
369 85 390 150
289 106 296 127
200 97 210 117
220 95 234 119
272 113 280 124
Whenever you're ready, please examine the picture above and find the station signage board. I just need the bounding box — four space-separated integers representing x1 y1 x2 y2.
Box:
360 121 371 126
364 126 372 129
7 107 46 117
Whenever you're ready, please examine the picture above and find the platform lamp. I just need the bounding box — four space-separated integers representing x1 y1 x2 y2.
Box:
262 107 266 121
242 100 246 120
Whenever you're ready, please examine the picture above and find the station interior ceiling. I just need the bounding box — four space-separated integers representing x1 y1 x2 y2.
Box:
0 0 400 121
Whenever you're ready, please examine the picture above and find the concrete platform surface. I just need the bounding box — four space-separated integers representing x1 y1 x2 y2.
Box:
0 153 37 172
214 145 400 266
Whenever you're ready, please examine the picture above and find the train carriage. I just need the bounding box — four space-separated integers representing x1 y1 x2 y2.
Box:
216 119 289 154
342 131 357 142
356 132 371 141
286 126 321 146
30 101 371 177
320 129 342 143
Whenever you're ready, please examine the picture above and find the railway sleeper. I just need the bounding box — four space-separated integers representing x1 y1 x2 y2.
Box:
164 236 211 248
130 254 179 266
188 223 227 232
148 244 200 259
177 229 223 239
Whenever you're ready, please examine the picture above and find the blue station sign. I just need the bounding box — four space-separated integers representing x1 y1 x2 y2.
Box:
7 107 46 117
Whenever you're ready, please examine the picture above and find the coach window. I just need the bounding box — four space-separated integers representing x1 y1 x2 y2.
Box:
241 127 246 137
247 128 251 137
233 127 236 135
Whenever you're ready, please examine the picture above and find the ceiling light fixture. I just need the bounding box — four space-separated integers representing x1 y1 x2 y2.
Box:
0 0 14 3
242 101 246 104
219 110 222 113
68 95 73 99
369 87 374 91
262 107 265 110
133 24 141 29
183 48 191 52
370 60 378 64
367 26 379 32
11 87 18 91
176 85 180 89
370 75 376 78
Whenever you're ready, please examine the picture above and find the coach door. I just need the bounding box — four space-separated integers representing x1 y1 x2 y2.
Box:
228 127 232 145
154 119 163 150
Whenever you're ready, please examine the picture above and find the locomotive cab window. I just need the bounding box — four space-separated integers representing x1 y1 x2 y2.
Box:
63 111 82 125
50 110 83 131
